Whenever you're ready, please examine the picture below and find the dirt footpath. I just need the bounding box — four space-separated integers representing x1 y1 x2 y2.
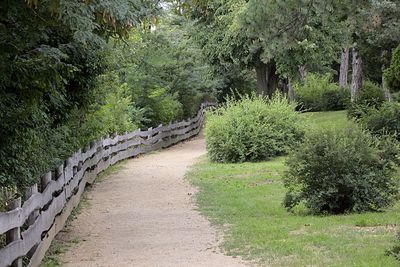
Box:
59 134 247 267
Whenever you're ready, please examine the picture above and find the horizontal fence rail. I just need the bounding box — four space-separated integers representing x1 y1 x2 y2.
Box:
0 102 215 267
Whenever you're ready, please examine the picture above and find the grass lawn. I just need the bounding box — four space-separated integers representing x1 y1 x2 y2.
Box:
189 110 400 267
300 110 351 130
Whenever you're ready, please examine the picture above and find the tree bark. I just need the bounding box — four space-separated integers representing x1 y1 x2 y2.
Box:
256 63 269 96
288 78 295 102
382 64 392 101
267 63 278 96
351 46 363 102
255 62 278 97
339 48 349 88
298 65 306 82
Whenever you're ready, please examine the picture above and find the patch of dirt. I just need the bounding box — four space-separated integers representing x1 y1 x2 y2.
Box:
351 224 397 234
59 133 248 267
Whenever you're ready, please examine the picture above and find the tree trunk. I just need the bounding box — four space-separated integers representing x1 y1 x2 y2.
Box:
255 62 278 97
267 63 278 96
351 46 363 102
298 65 306 82
256 63 269 96
288 78 295 102
382 64 392 101
339 48 349 88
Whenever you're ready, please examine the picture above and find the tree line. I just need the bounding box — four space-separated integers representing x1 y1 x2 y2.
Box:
176 0 399 99
0 0 399 201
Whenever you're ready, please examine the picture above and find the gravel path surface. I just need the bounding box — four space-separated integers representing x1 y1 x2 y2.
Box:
59 134 247 267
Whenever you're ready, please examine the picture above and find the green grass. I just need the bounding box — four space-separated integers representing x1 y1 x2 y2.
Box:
301 110 350 129
189 110 400 266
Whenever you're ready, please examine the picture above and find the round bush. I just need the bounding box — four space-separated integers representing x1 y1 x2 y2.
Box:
283 126 399 214
205 94 304 163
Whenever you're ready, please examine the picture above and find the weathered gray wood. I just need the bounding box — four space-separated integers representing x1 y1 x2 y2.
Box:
41 172 52 192
5 198 22 267
25 184 39 226
0 192 65 267
0 208 22 235
65 167 85 200
125 129 141 139
81 145 97 163
41 176 64 207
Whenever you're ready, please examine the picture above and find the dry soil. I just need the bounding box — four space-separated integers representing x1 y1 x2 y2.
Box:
59 134 247 267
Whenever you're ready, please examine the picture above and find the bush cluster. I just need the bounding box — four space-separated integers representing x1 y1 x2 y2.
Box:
205 94 304 163
295 74 350 111
283 126 399 214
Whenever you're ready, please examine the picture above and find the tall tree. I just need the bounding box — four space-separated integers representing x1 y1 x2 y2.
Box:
188 0 347 97
339 48 350 88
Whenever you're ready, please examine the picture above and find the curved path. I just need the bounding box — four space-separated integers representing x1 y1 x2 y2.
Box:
59 134 246 267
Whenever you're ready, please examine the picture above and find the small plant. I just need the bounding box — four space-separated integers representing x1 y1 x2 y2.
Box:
283 126 399 214
205 94 304 163
295 73 349 111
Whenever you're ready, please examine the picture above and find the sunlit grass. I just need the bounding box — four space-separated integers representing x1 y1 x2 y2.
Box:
189 111 400 266
301 110 351 130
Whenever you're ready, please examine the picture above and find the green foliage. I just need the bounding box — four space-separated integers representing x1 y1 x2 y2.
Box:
284 126 399 214
107 16 218 126
385 44 400 92
347 80 386 119
145 87 183 124
358 1 400 84
358 101 400 141
387 232 400 262
76 82 137 146
358 80 386 105
205 94 304 163
295 74 350 111
0 0 157 194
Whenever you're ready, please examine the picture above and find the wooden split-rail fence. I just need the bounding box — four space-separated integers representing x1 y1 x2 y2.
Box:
0 102 215 267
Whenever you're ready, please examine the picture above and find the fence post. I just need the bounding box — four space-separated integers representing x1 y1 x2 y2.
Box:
25 184 40 258
6 197 22 267
25 184 39 226
41 172 52 192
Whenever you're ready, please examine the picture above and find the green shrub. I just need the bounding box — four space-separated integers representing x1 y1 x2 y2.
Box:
347 80 386 119
283 126 399 214
357 80 386 105
205 94 304 163
387 232 400 262
295 73 349 111
145 87 183 125
322 88 351 111
358 101 400 141
384 44 400 93
78 82 137 146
